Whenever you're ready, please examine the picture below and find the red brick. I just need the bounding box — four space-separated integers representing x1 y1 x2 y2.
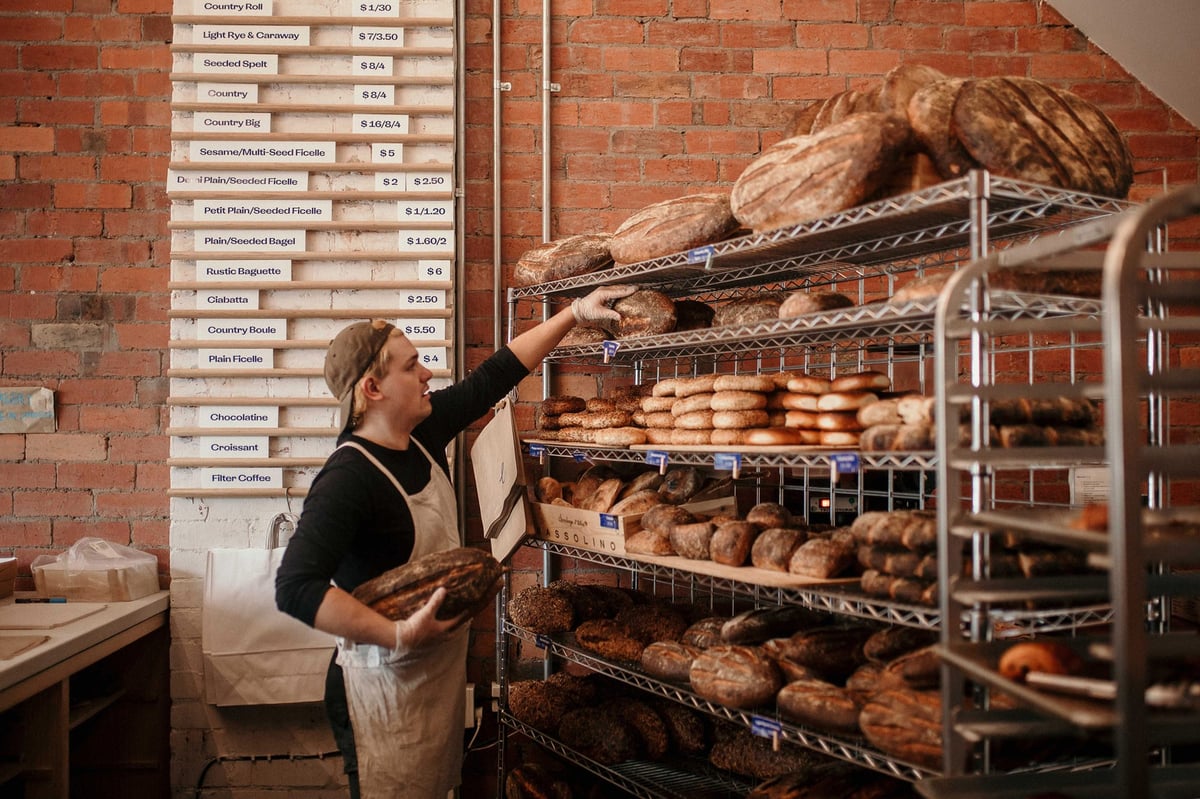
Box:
54 182 133 210
52 520 133 548
0 125 55 152
131 519 169 548
0 461 55 489
694 73 770 100
19 98 96 126
79 404 159 433
98 154 168 182
27 210 103 238
58 462 136 490
965 1 1037 26
567 18 644 44
1031 53 1108 80
595 0 668 14
25 433 106 462
796 22 870 49
23 44 99 71
781 0 854 21
830 49 905 75
0 154 13 179
18 154 96 181
603 46 680 72
0 17 64 41
0 182 53 209
70 238 151 265
646 20 720 47
15 489 94 517
0 523 52 547
894 0 964 24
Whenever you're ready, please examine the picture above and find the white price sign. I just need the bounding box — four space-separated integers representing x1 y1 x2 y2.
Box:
398 200 453 220
351 26 405 48
353 54 393 75
401 289 446 309
399 319 445 340
400 230 453 254
406 171 450 190
353 113 408 134
417 260 450 281
417 347 447 369
200 468 282 489
356 84 395 105
372 143 404 163
353 1 399 16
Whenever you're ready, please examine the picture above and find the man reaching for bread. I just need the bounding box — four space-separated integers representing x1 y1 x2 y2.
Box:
275 284 633 799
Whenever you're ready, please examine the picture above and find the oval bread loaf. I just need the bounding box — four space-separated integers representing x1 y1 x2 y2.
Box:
615 289 677 338
690 645 782 709
352 546 503 621
609 192 740 264
512 232 613 287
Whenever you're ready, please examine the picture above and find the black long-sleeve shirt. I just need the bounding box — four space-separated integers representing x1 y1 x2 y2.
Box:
275 346 529 627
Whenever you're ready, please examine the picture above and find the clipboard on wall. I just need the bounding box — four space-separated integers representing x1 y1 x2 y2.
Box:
471 398 533 563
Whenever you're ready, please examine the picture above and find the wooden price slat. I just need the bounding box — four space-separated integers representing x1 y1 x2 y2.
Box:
171 72 454 86
170 133 453 145
168 307 452 319
166 397 336 406
167 487 310 499
167 427 337 437
169 220 453 231
167 457 327 467
170 251 455 261
167 367 453 378
169 280 451 291
170 44 453 57
169 338 452 348
172 15 453 26
174 102 452 115
168 191 452 201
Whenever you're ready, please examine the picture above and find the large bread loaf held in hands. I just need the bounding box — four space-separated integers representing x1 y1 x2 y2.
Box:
731 112 914 233
352 546 503 621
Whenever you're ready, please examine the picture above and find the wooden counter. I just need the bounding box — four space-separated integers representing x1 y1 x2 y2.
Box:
0 591 170 799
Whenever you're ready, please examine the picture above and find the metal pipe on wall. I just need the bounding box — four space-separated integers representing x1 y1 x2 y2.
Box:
492 0 505 351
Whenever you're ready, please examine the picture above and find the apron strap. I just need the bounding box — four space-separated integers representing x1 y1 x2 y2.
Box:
336 440 411 499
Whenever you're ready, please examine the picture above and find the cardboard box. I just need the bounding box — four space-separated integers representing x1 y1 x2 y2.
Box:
0 557 15 599
33 558 159 602
532 495 737 556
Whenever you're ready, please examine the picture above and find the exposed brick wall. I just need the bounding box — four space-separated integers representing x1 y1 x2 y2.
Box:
0 0 173 585
1 0 1198 796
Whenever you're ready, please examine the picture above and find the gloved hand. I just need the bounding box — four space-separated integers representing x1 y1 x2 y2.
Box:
571 284 638 331
392 587 458 654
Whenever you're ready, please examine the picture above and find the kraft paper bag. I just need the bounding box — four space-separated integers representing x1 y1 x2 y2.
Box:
202 516 335 706
471 398 532 563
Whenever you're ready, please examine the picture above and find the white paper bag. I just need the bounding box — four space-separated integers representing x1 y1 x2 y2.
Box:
202 516 335 706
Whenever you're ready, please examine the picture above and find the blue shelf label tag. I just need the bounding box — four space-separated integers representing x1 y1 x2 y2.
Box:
750 716 782 738
571 451 587 462
601 340 620 363
534 634 550 650
831 452 860 474
599 513 619 529
713 452 742 472
644 450 668 468
686 244 715 265
527 443 545 457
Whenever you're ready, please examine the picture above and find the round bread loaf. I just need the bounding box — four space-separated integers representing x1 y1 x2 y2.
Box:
620 470 664 498
512 232 613 287
625 529 674 555
617 601 689 643
503 762 572 799
610 489 662 515
653 699 708 755
751 527 806 572
808 87 878 134
507 585 574 633
710 521 760 566
535 477 562 503
681 616 728 649
640 640 703 682
711 390 769 411
573 618 645 662
580 478 623 512
778 290 855 319
776 678 862 734
890 271 951 304
556 706 639 764
713 374 777 393
712 294 786 328
353 546 503 622
615 289 676 338
951 76 1133 198
506 679 577 733
746 502 793 529
640 503 696 535
788 534 857 579
731 112 915 232
609 192 740 264
829 370 890 392
863 625 939 664
713 409 769 429
721 605 826 645
610 696 671 760
690 645 782 709
659 466 703 503
669 520 716 560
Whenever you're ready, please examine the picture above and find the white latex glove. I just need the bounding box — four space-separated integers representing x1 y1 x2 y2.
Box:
571 284 638 331
392 586 457 654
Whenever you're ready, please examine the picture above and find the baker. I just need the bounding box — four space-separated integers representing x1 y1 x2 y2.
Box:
275 284 633 799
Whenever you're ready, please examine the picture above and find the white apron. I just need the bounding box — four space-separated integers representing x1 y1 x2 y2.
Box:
334 438 466 799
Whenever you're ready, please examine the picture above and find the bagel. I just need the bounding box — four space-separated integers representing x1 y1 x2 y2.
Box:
541 395 586 415
585 397 618 413
643 411 676 428
712 374 776 393
670 428 713 445
771 392 821 411
784 409 820 429
816 411 863 432
672 393 715 416
829 370 891 392
711 390 769 411
592 426 648 446
817 391 878 412
579 410 633 429
652 378 681 397
675 374 720 397
644 427 674 445
819 430 861 447
713 409 770 429
857 398 903 427
743 427 812 446
786 375 833 394
710 428 746 446
641 395 676 413
675 410 715 430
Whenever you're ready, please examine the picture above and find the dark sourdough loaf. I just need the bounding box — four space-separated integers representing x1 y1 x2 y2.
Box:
352 546 503 621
